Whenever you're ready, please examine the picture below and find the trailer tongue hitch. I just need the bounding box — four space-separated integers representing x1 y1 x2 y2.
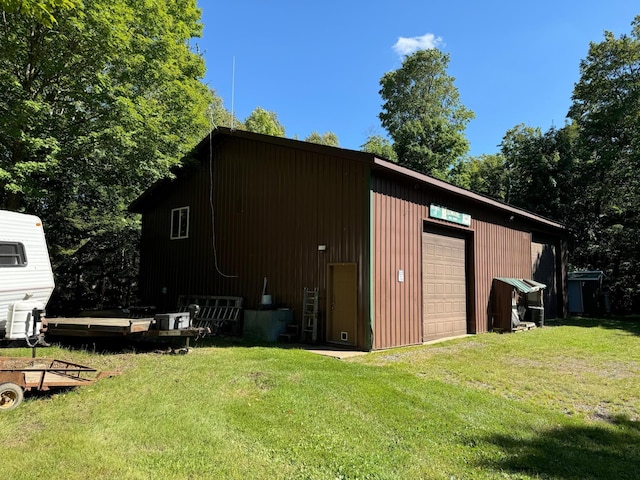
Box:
26 308 49 357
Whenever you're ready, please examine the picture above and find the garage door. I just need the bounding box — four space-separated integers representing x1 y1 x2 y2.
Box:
422 232 467 341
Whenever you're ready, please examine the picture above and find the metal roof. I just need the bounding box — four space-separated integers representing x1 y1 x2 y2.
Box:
372 158 566 231
567 270 604 281
494 277 547 293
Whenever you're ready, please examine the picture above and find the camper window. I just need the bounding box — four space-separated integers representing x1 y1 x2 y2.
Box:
0 241 27 267
170 206 189 239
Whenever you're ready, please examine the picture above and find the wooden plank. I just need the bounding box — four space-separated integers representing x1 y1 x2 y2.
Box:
47 317 151 327
46 317 153 336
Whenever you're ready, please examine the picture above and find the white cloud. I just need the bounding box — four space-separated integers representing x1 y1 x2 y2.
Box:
393 33 443 56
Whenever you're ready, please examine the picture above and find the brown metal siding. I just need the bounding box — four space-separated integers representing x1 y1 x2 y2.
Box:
372 174 543 349
472 220 532 332
372 184 423 349
138 135 371 349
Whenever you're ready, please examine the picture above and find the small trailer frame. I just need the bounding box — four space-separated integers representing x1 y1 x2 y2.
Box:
0 356 114 411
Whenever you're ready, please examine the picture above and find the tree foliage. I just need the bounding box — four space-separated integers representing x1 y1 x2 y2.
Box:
0 0 79 26
448 154 508 201
208 89 243 130
0 0 215 311
305 131 339 146
0 0 213 211
499 124 577 221
361 134 397 161
49 227 141 313
244 107 285 137
566 16 640 311
491 17 640 312
379 49 474 178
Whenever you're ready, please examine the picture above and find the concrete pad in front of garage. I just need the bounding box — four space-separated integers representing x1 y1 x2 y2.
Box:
300 334 472 359
302 345 368 359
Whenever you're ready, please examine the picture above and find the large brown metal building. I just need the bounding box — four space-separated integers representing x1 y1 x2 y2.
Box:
130 127 567 351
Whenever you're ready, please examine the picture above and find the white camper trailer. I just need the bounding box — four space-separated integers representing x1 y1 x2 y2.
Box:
0 210 54 341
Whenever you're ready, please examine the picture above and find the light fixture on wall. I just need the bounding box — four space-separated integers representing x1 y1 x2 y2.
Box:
318 244 327 251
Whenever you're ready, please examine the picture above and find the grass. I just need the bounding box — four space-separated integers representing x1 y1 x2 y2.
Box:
0 317 639 479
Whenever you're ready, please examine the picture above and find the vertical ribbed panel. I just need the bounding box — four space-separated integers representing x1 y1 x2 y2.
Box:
372 184 423 349
472 221 532 332
138 135 371 349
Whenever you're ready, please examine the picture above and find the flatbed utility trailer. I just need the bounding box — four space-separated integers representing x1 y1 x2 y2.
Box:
44 315 208 350
45 306 214 348
0 356 114 411
45 317 155 337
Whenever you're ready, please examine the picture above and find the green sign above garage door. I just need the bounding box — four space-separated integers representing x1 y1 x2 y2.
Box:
429 204 471 227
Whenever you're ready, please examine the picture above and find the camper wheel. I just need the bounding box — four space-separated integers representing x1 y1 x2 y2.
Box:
0 383 24 411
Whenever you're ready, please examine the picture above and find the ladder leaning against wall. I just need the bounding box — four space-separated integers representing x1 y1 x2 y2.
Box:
301 287 319 343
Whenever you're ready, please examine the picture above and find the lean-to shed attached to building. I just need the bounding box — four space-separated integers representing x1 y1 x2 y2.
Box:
130 128 567 351
491 277 547 332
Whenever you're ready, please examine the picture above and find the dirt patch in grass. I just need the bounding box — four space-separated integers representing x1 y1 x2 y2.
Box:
508 356 639 380
372 340 487 364
353 327 640 424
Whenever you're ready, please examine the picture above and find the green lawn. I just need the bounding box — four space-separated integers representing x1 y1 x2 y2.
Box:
1 317 639 479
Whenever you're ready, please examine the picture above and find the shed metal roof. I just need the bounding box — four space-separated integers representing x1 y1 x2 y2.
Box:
567 271 604 281
494 277 547 293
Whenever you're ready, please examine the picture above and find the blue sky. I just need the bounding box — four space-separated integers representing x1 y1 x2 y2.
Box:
197 1 637 157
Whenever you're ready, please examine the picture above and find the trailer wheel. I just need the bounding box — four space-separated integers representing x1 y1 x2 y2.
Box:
0 383 24 411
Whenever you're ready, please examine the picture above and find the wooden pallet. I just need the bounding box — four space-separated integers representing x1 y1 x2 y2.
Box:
493 321 537 334
512 321 537 333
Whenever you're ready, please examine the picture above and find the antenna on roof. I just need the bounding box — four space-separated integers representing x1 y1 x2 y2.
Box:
230 56 236 131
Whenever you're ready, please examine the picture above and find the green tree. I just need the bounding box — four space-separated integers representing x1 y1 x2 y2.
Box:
1 0 213 212
567 16 640 311
379 49 474 178
448 154 507 201
361 134 397 161
499 124 577 221
0 0 216 310
244 107 285 136
305 131 339 146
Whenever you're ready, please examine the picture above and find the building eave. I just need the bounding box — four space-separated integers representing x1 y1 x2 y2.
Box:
371 157 566 232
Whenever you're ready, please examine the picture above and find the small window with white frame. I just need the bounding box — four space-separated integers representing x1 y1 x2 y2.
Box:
170 206 189 239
